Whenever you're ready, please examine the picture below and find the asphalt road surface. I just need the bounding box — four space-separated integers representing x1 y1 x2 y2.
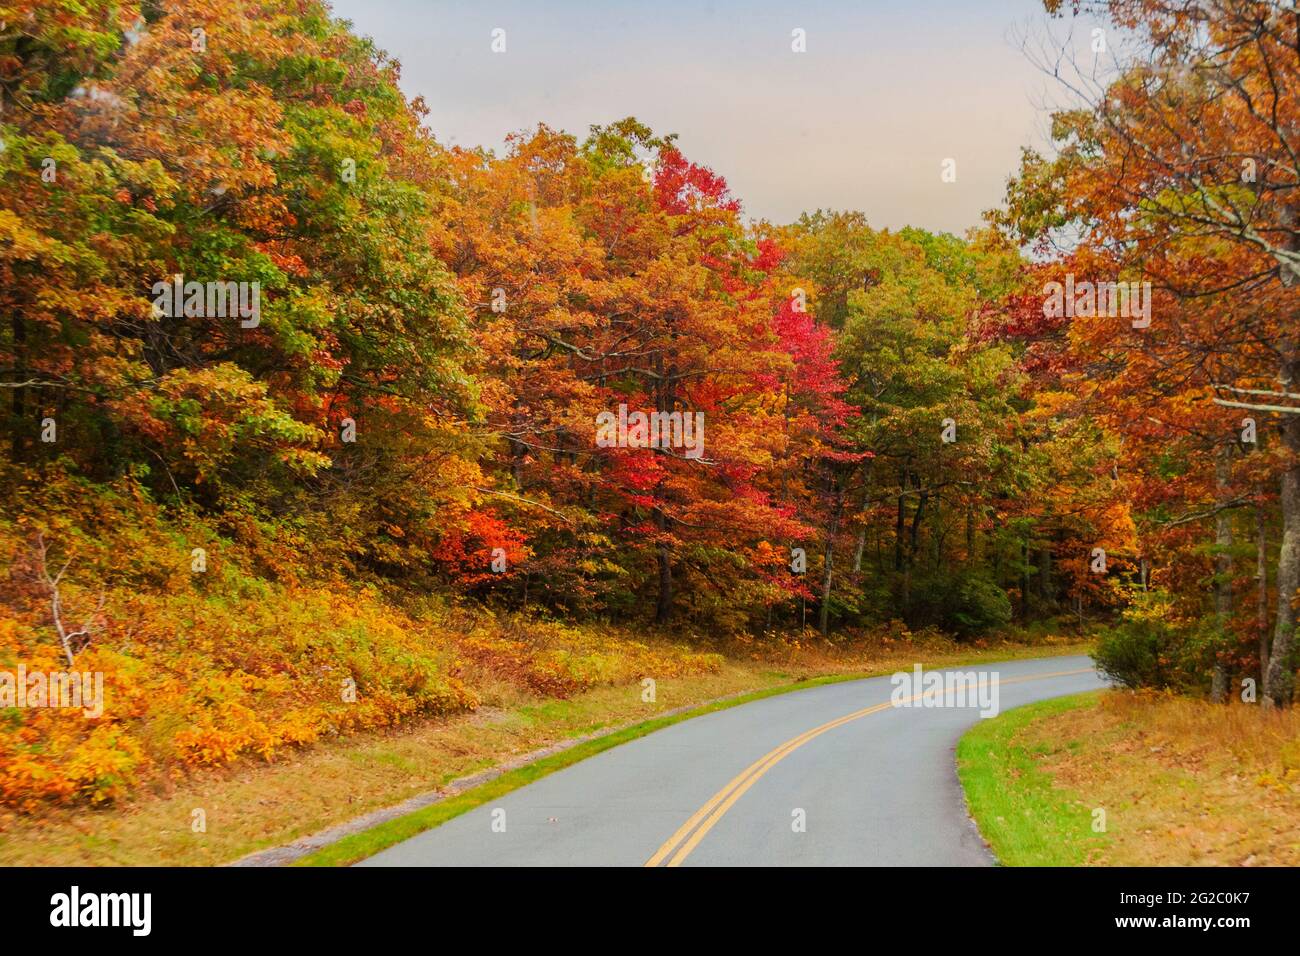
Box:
358 655 1105 867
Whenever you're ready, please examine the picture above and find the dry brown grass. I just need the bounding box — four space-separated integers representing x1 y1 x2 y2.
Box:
0 634 1086 866
1020 690 1300 866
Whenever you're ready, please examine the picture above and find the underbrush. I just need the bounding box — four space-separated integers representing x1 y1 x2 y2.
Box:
0 475 722 811
0 471 1077 814
0 566 726 811
1092 593 1270 696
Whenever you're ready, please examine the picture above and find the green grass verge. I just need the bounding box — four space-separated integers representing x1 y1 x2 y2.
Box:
297 644 1092 866
956 690 1108 866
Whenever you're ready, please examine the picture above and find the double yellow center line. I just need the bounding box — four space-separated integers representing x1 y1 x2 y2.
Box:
645 667 1092 867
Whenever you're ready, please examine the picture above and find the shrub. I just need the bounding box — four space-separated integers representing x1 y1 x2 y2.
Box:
909 569 1012 638
949 573 1014 637
1092 596 1193 690
0 483 725 809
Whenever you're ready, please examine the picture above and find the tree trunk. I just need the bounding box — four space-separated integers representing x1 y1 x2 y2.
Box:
1020 538 1031 620
851 464 873 575
1211 446 1233 703
991 507 1002 580
1265 397 1300 706
818 481 843 636
652 346 676 627
654 509 673 625
10 313 25 462
894 468 906 572
908 476 926 562
1258 503 1271 685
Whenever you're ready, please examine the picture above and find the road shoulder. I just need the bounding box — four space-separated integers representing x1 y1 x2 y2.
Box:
957 689 1300 866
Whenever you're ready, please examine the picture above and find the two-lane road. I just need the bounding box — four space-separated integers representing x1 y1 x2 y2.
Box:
359 655 1104 866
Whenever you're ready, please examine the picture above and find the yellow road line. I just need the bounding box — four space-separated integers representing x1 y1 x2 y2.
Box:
645 667 1092 867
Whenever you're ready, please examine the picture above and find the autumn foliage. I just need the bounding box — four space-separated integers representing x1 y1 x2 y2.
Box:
2 0 1298 809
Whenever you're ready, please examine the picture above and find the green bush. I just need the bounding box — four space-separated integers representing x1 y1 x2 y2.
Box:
1092 601 1191 690
950 573 1014 636
909 569 1012 638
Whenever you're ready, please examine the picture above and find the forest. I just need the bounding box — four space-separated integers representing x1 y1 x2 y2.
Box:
1 0 1298 811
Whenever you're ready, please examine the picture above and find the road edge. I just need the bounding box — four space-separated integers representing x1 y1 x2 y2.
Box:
287 647 1094 867
956 689 1108 866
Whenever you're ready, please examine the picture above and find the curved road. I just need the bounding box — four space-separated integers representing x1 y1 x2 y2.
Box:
358 655 1105 867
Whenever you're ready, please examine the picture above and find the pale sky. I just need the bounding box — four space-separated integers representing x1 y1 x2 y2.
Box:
327 0 1106 234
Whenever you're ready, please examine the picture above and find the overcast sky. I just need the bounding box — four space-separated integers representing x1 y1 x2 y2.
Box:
327 0 1106 235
